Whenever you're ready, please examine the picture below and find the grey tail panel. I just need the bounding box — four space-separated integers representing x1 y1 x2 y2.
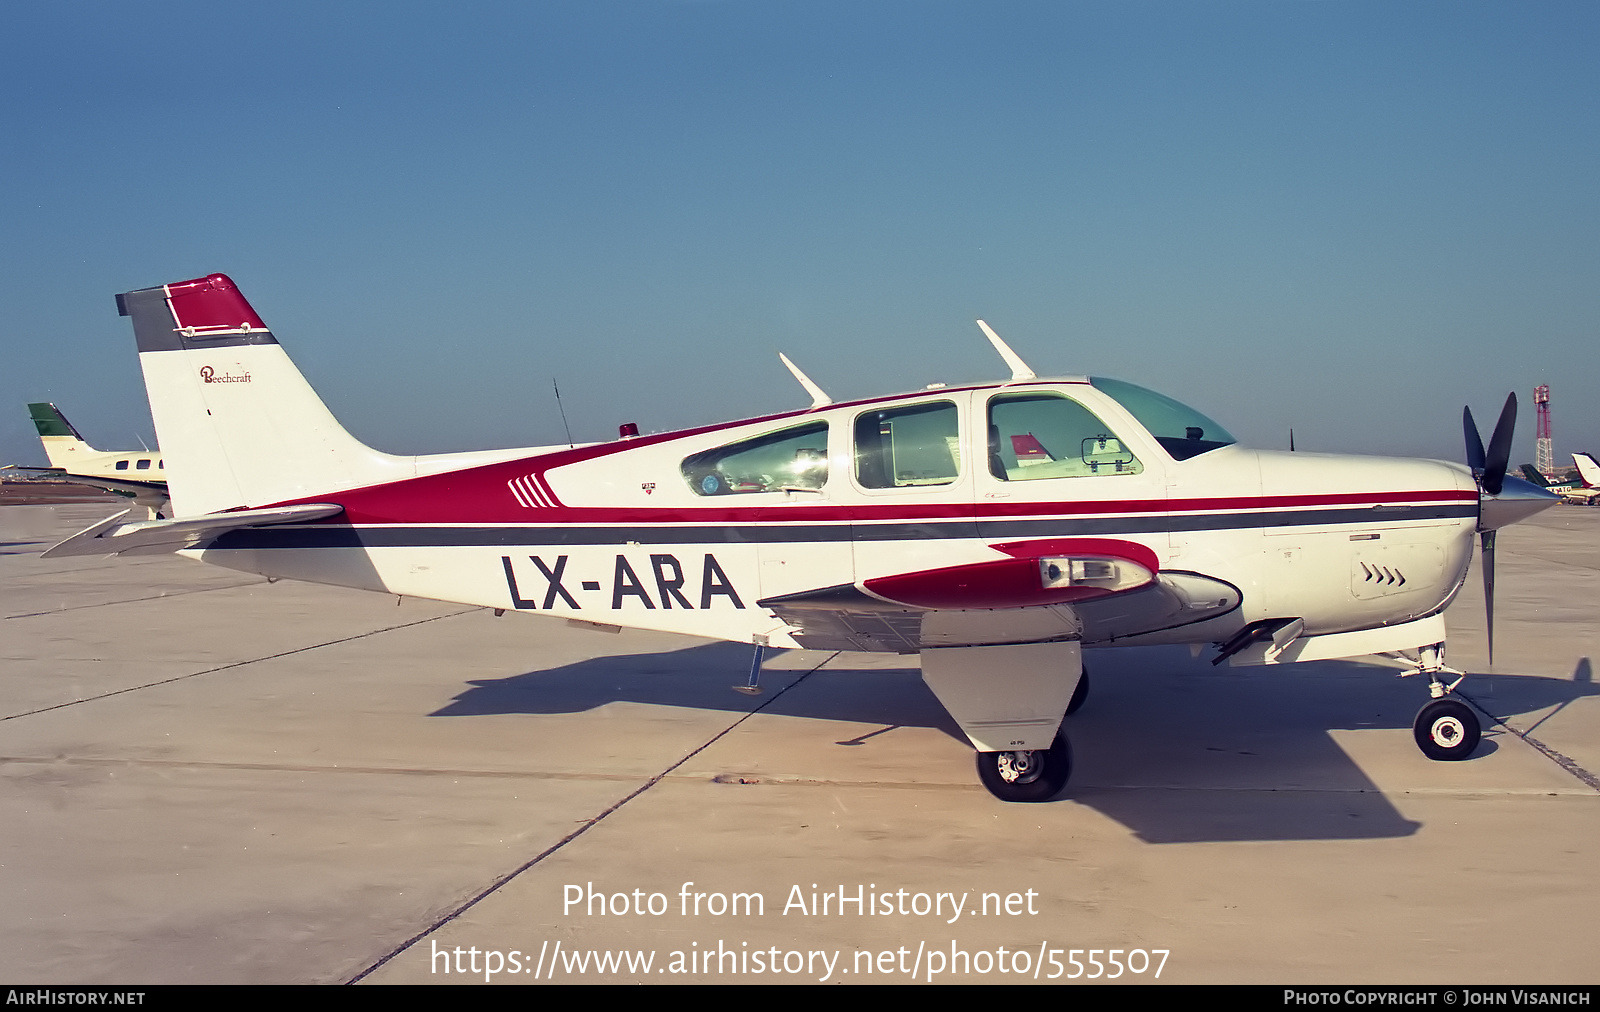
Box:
117 282 279 354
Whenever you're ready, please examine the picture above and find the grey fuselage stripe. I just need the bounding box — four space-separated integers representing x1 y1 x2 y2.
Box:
207 503 1477 550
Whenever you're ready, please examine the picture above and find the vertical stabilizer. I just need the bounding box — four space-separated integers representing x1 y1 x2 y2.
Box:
119 274 414 516
1574 452 1600 489
28 402 97 467
1519 464 1552 488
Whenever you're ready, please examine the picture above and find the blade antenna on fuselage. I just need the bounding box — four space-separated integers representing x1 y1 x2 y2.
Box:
552 378 574 448
976 320 1036 381
778 352 832 408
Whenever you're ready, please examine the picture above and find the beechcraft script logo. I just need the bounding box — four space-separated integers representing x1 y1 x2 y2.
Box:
199 365 251 384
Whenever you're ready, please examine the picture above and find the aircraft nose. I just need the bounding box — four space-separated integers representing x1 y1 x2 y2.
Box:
1479 473 1559 532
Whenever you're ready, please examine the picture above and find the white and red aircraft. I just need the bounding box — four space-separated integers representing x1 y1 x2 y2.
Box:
45 274 1558 801
1567 452 1600 506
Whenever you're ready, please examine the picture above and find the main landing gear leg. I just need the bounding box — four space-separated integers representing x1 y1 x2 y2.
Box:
921 641 1083 803
1403 642 1481 761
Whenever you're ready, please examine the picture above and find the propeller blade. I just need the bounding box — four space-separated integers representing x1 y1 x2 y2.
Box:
1483 392 1517 497
1463 406 1486 474
1481 529 1497 666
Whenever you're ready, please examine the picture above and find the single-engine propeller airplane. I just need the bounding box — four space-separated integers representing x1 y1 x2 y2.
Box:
44 274 1558 801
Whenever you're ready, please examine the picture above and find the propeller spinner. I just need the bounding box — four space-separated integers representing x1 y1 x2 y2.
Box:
1462 393 1558 663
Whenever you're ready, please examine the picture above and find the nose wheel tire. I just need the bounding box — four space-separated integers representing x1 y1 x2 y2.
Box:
976 731 1072 802
1413 698 1481 761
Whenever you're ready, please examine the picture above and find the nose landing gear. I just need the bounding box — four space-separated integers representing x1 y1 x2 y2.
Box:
1403 642 1482 761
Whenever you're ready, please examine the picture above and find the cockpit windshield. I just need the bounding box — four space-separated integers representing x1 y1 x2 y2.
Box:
1090 377 1237 461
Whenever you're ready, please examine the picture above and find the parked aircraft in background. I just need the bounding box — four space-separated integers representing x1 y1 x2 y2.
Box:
1567 452 1600 505
43 274 1557 801
1519 457 1600 506
24 402 168 512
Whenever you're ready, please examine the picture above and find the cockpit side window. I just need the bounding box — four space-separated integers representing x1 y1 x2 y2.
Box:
854 401 960 489
986 393 1143 481
1089 377 1236 461
681 421 829 496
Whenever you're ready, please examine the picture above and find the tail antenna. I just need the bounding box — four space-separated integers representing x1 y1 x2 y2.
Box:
976 320 1036 381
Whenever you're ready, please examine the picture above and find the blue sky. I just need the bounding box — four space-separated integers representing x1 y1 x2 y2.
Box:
2 1 1597 468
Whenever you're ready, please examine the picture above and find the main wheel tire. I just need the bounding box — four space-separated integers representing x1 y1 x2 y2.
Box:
1413 698 1481 761
976 731 1072 802
1065 666 1090 716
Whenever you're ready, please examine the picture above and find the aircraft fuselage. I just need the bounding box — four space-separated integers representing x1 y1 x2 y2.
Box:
187 379 1479 659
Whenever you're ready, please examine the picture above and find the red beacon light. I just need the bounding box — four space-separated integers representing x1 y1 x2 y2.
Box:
618 422 639 439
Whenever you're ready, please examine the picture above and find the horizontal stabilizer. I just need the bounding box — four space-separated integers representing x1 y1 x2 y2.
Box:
42 503 344 559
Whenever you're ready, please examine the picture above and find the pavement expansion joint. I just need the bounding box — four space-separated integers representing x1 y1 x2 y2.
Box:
344 649 841 984
1459 689 1600 793
1 607 484 722
4 579 267 620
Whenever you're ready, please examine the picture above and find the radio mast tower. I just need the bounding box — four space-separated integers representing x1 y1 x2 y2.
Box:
1534 384 1554 477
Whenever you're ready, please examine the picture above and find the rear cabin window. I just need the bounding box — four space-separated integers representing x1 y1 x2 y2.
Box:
681 422 829 496
115 460 129 471
854 401 961 488
986 393 1142 481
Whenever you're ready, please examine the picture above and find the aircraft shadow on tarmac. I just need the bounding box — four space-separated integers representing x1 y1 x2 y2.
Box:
431 643 1597 845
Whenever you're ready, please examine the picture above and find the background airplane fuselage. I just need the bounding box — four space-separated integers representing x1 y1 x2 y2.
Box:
29 402 165 481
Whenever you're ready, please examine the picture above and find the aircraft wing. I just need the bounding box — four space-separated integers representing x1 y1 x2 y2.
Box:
41 503 344 559
10 466 168 500
760 561 1241 652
